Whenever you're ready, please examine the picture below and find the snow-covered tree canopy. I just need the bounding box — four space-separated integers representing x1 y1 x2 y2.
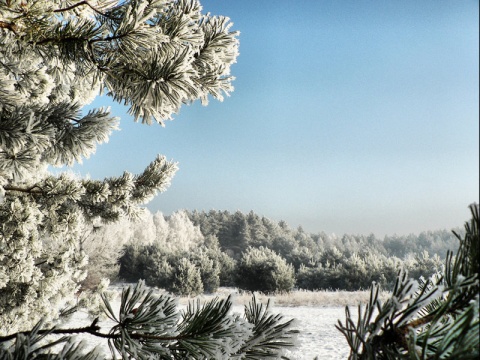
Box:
0 0 239 333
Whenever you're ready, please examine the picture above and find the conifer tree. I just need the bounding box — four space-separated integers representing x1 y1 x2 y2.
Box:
0 0 299 358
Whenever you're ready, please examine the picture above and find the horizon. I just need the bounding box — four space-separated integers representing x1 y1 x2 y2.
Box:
72 0 479 238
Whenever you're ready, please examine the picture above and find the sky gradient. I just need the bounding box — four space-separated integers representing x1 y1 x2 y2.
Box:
74 0 479 237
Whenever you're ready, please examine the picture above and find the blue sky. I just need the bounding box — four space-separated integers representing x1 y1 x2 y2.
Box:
75 0 479 237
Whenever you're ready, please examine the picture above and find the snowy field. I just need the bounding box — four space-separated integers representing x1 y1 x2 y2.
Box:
66 286 372 359
275 305 353 359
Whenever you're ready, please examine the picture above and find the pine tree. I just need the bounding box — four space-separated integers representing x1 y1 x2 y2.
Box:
337 203 479 359
237 246 296 294
0 0 299 358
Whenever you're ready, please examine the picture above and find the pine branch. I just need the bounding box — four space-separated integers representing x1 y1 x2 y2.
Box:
0 318 102 342
0 318 199 343
53 1 109 17
3 184 42 194
33 31 131 46
0 279 298 358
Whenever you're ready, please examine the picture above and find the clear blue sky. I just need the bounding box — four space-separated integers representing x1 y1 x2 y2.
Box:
75 0 479 237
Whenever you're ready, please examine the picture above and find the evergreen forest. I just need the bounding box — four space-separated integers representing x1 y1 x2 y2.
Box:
110 208 460 295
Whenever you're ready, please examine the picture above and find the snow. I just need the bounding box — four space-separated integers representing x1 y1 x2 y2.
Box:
281 306 352 359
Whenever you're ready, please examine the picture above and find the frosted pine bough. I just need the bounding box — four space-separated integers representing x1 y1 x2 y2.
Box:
0 1 300 358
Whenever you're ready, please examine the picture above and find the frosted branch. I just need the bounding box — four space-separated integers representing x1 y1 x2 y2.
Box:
53 1 108 17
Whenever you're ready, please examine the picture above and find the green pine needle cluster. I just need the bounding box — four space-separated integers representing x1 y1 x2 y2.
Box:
337 203 479 359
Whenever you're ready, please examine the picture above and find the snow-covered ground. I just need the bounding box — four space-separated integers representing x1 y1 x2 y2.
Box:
282 306 352 359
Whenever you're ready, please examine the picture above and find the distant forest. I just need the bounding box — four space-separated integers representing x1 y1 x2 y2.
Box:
82 209 462 295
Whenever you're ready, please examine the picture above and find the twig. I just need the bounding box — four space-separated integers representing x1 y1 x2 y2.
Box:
0 317 191 343
0 318 102 342
53 1 109 17
3 184 43 194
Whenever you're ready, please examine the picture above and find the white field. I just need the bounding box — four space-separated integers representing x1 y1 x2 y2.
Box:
67 287 383 359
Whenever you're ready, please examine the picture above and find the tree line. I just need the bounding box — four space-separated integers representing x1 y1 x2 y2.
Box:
95 209 462 295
